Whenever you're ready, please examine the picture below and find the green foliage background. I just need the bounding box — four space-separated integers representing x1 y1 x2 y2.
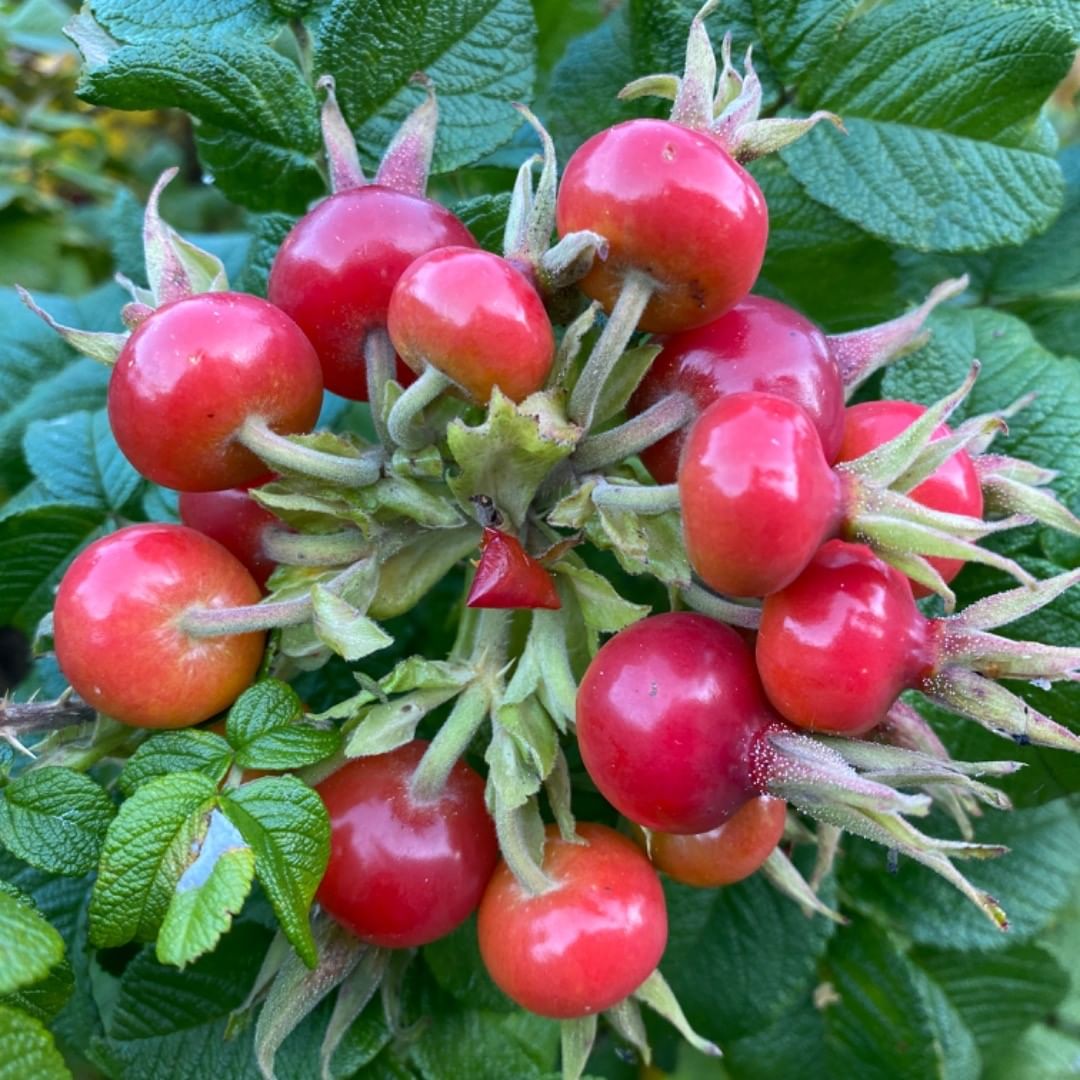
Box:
1 0 1079 1077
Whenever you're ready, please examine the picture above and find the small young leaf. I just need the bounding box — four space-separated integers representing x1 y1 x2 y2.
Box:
89 773 218 948
156 811 255 970
119 731 234 796
0 768 115 876
311 586 393 663
220 777 330 966
0 1004 71 1080
343 687 462 758
0 890 65 997
552 562 649 632
380 657 475 694
225 679 341 771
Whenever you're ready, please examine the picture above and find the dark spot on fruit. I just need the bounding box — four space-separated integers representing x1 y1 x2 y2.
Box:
649 681 658 697
662 143 676 161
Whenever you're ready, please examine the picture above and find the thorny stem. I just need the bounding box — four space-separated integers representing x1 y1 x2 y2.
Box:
568 270 656 431
1 693 96 735
573 392 694 472
180 559 374 637
237 416 382 487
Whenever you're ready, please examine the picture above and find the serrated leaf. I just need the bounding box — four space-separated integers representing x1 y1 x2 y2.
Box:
24 409 142 513
984 1024 1080 1080
453 193 512 255
447 389 580 529
0 890 64 996
156 811 255 970
314 0 536 175
0 1004 71 1080
235 213 297 297
0 504 104 634
225 679 341 771
0 768 115 876
660 869 837 1042
780 0 1075 252
89 924 269 1080
822 924 940 1079
843 799 1080 951
88 0 281 41
1 955 75 1027
220 777 330 966
89 773 219 948
552 562 648 632
311 586 393 664
915 943 1069 1059
76 33 323 214
119 731 234 797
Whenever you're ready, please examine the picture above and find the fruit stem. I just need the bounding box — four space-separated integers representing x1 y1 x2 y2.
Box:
574 392 694 472
363 327 396 449
180 559 373 637
237 416 383 488
590 479 681 515
678 582 761 629
493 793 555 896
568 270 656 431
262 527 370 567
410 608 509 799
385 365 454 450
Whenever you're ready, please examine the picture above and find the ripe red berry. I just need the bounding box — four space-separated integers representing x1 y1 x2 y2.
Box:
108 292 323 492
54 524 265 729
477 823 667 1018
268 186 477 399
555 119 767 333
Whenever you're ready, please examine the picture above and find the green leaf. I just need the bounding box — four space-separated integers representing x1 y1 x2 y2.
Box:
0 504 104 634
118 731 234 797
88 0 281 41
156 811 256 970
344 686 462 758
780 0 1075 252
220 776 330 966
225 679 342 771
89 924 269 1080
447 389 580 530
984 1024 1080 1080
915 943 1069 1058
0 768 115 876
0 286 113 491
453 194 512 255
0 1004 71 1080
76 34 323 214
23 409 142 512
1 957 75 1027
726 999 829 1080
311 585 394 663
314 0 537 174
423 916 514 1013
380 656 475 693
822 924 942 1079
587 504 690 586
89 773 219 948
842 799 1080 951
659 867 837 1042
235 212 296 297
883 308 1080 489
552 562 648 632
0 890 64 996
748 0 860 83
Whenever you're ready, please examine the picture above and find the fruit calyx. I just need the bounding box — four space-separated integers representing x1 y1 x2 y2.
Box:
618 0 843 161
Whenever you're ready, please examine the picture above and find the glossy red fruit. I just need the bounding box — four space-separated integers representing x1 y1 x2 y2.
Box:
54 524 264 729
178 479 279 589
315 741 499 949
108 292 323 491
576 613 771 833
388 247 555 403
641 796 787 888
477 823 667 1018
466 528 561 610
268 186 477 399
680 393 843 597
837 400 983 594
631 296 845 483
757 540 933 735
555 119 768 333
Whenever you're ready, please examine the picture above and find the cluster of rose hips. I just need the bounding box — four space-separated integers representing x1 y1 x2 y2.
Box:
24 2 1080 1052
